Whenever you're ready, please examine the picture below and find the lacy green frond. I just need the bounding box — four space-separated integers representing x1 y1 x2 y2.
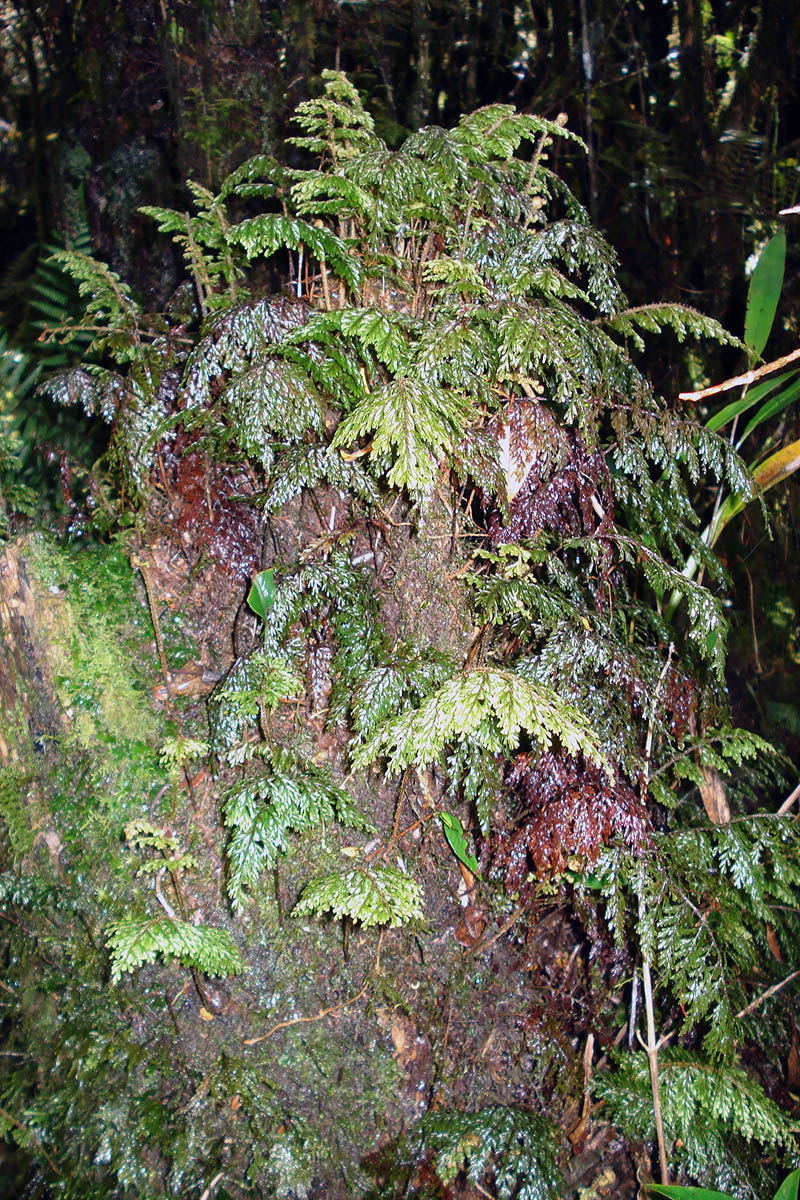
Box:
351 644 456 745
180 296 307 412
352 666 610 777
263 443 379 514
332 376 474 498
421 1105 563 1200
604 303 747 353
223 749 374 911
288 69 377 162
208 650 304 757
228 215 361 294
45 250 147 366
217 357 325 471
106 917 244 982
140 183 244 313
294 863 424 928
595 1049 796 1187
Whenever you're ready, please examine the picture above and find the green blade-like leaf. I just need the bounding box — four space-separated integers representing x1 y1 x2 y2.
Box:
744 230 786 359
740 371 800 442
247 568 276 620
705 370 793 432
708 436 800 547
774 1168 800 1200
648 1188 733 1200
440 812 479 874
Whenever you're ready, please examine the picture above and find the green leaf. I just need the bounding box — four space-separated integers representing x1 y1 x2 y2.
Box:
744 230 786 359
774 1169 800 1200
106 917 244 981
247 568 276 620
294 864 424 927
705 370 793 432
740 371 800 442
440 812 479 874
708 436 800 546
648 1187 733 1200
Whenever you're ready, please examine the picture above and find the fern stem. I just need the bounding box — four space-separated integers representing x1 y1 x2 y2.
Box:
640 642 674 1185
641 951 670 1183
185 214 208 320
320 257 332 311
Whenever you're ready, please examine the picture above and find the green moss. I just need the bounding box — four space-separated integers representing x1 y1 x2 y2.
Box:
27 534 160 754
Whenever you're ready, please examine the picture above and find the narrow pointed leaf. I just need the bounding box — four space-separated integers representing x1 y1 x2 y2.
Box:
744 230 785 359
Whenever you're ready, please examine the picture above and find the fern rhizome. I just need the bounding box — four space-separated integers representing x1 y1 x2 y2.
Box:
2 71 798 1197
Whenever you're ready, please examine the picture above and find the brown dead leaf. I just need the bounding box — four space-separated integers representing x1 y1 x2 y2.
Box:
454 904 488 948
788 1022 800 1091
766 923 782 962
699 765 730 825
153 661 222 705
390 1012 418 1071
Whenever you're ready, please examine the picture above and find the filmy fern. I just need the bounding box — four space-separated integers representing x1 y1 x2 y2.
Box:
417 1105 563 1200
106 917 244 983
595 1048 797 1198
108 820 244 983
222 747 373 911
294 863 424 929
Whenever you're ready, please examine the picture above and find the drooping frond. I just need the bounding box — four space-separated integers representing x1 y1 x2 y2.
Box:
223 747 373 911
294 863 424 928
106 917 244 982
352 667 611 776
419 1105 564 1200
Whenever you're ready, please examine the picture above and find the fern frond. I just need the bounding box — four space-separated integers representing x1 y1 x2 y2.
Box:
208 650 304 756
421 1104 563 1200
352 666 610 777
604 303 746 352
332 376 474 498
228 215 361 293
106 917 244 981
294 863 424 928
595 1048 796 1187
223 749 373 911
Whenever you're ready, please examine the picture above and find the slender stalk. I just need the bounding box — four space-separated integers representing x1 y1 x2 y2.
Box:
638 643 674 1185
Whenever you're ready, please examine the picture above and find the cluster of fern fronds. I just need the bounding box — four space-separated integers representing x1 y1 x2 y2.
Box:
26 71 800 1195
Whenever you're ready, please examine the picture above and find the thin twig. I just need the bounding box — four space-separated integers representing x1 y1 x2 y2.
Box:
736 969 800 1020
743 563 762 674
320 257 332 311
678 346 800 403
639 643 674 1186
131 554 172 711
199 1170 225 1200
777 781 800 816
154 867 177 918
641 951 669 1184
242 978 372 1045
464 902 526 957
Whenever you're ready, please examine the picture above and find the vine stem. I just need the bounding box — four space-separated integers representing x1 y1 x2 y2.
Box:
678 345 800 402
242 975 373 1046
736 968 800 1020
639 642 674 1186
777 780 800 816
